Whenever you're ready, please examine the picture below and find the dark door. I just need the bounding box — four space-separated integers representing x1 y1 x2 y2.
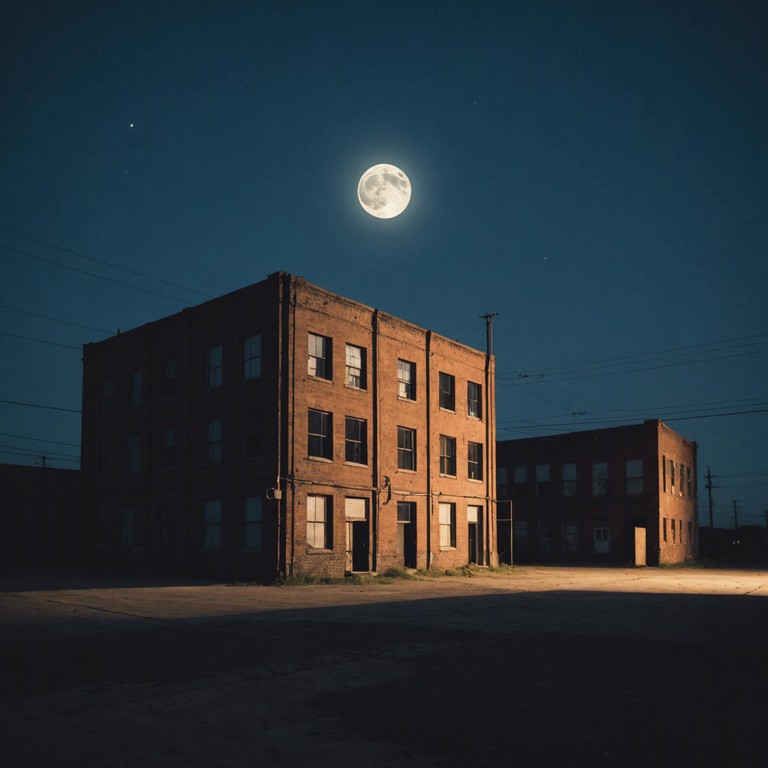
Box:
398 521 417 568
351 520 369 572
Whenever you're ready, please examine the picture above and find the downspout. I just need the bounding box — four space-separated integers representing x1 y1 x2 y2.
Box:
275 275 285 578
288 278 297 577
371 310 380 572
484 350 492 565
425 330 432 569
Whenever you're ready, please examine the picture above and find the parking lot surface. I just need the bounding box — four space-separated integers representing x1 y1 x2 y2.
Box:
1 566 766 767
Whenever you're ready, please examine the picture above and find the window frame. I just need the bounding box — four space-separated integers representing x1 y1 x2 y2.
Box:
467 381 482 419
592 462 608 496
345 344 366 390
160 426 175 469
344 416 368 465
131 369 143 408
307 494 332 549
468 441 483 480
397 359 416 400
205 418 222 464
308 408 333 460
243 334 262 380
397 426 417 471
439 372 456 411
207 345 223 388
243 496 263 551
625 459 644 495
126 433 140 473
439 434 457 477
439 502 456 549
203 499 222 550
161 358 176 398
308 332 332 380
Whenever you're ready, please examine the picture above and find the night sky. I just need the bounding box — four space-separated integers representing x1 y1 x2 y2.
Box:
2 1 766 529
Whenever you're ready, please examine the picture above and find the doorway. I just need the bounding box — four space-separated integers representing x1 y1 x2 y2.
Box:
397 501 417 568
345 497 369 572
468 505 483 564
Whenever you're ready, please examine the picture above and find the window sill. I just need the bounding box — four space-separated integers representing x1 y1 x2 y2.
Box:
307 456 333 463
344 384 368 393
306 547 333 554
397 396 417 403
439 407 456 414
308 374 333 384
397 468 417 474
439 473 457 479
468 478 484 483
344 461 368 468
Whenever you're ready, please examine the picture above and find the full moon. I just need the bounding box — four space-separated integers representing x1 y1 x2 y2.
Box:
358 164 412 219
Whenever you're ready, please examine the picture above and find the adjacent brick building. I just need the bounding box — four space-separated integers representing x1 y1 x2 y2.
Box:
82 272 497 579
496 420 698 566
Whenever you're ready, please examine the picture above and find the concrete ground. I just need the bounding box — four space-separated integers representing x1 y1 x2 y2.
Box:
1 565 766 767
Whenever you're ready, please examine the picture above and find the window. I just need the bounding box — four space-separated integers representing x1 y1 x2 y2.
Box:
686 465 692 499
205 418 222 464
680 463 685 497
467 381 482 418
397 501 415 522
671 518 676 543
131 370 143 408
468 442 483 480
513 520 528 549
100 378 114 413
207 345 223 388
127 433 140 472
99 438 109 477
670 460 676 493
439 502 456 548
562 463 577 497
513 465 528 498
593 525 611 553
242 409 261 459
345 344 366 389
243 335 262 379
535 464 551 496
439 435 457 476
663 517 668 543
496 466 508 500
160 427 175 468
308 409 333 459
397 359 416 400
121 505 134 547
564 523 578 554
161 358 176 397
345 417 367 465
397 427 416 470
243 496 262 551
308 333 331 379
592 462 608 496
626 459 643 494
307 495 331 549
203 499 222 550
662 456 667 492
439 372 455 411
538 524 552 553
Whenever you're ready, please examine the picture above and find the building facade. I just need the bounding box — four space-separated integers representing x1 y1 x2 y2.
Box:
496 420 698 566
82 272 497 580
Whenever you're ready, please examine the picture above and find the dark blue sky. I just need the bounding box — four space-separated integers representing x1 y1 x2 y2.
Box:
2 1 766 528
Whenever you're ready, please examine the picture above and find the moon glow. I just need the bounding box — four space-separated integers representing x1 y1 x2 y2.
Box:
358 164 411 218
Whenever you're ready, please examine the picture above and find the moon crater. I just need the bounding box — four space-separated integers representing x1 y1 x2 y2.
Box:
358 164 411 219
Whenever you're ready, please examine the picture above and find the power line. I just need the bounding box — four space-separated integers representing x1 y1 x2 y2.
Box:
0 304 113 335
0 431 80 448
0 331 82 351
1 244 198 306
0 226 213 300
0 398 81 413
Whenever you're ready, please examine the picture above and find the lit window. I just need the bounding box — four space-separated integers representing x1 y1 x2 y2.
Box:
243 496 262 551
207 345 223 388
308 408 333 459
307 495 331 549
467 381 482 418
203 500 222 550
439 435 456 476
439 502 456 548
345 417 367 465
308 333 331 379
397 359 416 400
397 427 416 470
205 418 222 464
439 372 455 411
468 442 483 480
243 335 261 379
345 344 366 389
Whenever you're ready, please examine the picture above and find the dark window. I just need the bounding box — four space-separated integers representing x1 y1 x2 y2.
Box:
345 417 368 465
101 378 114 413
562 463 577 496
468 442 483 480
439 372 455 411
397 501 415 523
592 462 608 496
126 433 140 472
514 465 528 498
536 464 551 496
243 335 261 379
131 370 143 408
160 426 175 468
397 427 416 470
439 435 456 476
626 459 643 494
242 409 261 459
467 381 482 418
203 500 222 550
205 419 222 464
161 358 176 397
308 409 333 459
243 496 262 551
99 438 109 477
207 346 223 388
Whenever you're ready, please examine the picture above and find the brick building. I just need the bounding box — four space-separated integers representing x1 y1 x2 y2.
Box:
82 272 497 580
496 420 698 566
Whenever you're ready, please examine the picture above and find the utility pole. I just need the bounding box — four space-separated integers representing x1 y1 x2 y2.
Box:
479 312 498 356
732 499 739 530
705 467 718 557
